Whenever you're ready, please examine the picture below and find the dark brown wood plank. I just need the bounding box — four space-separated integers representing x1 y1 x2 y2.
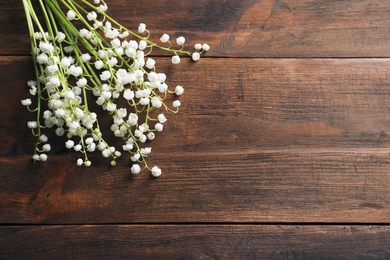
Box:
4 0 390 57
5 0 390 256
0 3 29 55
1 150 390 223
3 57 390 157
1 225 389 259
2 57 390 223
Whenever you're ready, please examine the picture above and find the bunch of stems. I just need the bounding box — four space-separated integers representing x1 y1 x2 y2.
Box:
21 0 208 176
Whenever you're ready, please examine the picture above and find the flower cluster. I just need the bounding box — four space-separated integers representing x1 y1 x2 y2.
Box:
22 0 208 176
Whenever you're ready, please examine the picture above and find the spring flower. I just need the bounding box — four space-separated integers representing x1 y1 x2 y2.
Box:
202 43 210 51
65 140 74 149
192 52 201 61
28 80 37 87
29 86 37 96
81 53 91 62
47 64 58 74
145 58 155 69
155 123 164 132
139 97 149 106
95 60 104 70
69 65 83 77
139 40 147 50
85 137 94 145
172 55 180 64
194 43 202 50
123 89 135 100
175 85 184 95
60 57 71 68
110 38 121 48
122 144 132 151
102 148 110 158
131 164 141 174
77 158 83 166
106 103 117 112
138 23 146 33
39 134 48 142
22 0 208 176
27 121 38 129
64 90 75 100
100 70 111 81
56 32 66 42
97 4 108 12
39 41 54 53
117 108 127 118
109 57 118 67
21 99 32 106
140 147 152 156
49 76 61 87
34 32 42 40
39 153 48 161
87 11 97 21
160 33 170 43
151 166 162 177
36 53 48 64
119 31 129 39
173 100 181 108
131 153 141 161
176 36 186 45
55 128 65 136
42 144 51 152
76 78 87 87
74 144 82 151
158 113 167 123
127 113 138 126
147 132 155 140
64 46 74 53
157 83 168 93
151 97 162 108
87 143 96 152
67 10 76 20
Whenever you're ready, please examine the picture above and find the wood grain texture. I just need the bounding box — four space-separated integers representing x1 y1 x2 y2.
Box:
2 0 390 258
3 57 390 157
1 225 390 259
1 57 390 223
3 0 390 57
1 150 390 223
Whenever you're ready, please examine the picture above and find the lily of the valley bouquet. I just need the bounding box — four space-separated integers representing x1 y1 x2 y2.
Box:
21 0 209 176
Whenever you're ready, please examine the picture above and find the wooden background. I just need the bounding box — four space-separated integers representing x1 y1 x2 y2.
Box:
1 0 390 258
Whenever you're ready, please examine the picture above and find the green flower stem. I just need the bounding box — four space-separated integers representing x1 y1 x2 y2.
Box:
38 0 55 41
44 0 101 91
22 0 43 160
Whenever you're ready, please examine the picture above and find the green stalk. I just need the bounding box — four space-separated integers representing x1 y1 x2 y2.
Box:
22 0 43 160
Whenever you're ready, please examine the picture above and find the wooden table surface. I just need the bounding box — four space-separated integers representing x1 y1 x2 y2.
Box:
1 0 390 258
